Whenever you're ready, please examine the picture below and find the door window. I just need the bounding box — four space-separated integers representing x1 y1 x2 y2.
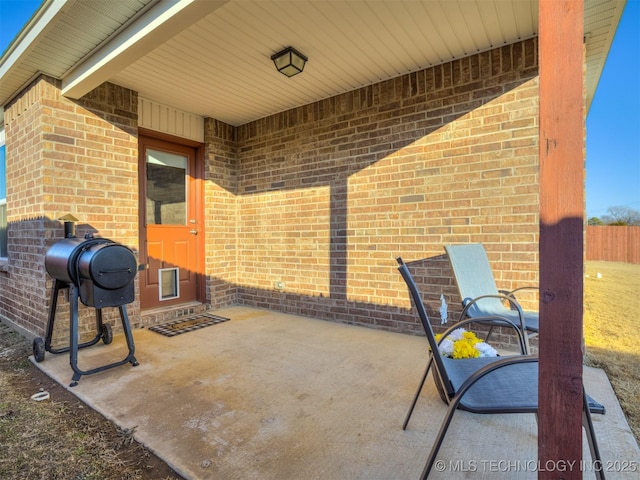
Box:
146 149 188 226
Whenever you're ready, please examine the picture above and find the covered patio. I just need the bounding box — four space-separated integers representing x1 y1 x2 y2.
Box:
0 1 633 475
32 306 639 480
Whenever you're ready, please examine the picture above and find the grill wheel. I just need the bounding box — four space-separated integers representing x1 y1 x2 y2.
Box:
101 324 113 344
33 337 45 362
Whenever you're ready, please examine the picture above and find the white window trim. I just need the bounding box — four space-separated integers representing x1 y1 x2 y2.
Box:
1 128 7 264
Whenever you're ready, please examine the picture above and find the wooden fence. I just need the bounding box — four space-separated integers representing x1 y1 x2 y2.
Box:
586 226 640 264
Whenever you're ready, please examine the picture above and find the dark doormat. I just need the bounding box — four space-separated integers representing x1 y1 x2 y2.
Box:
148 314 230 337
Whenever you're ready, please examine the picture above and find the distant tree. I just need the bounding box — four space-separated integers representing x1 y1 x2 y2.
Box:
588 217 604 226
600 206 640 226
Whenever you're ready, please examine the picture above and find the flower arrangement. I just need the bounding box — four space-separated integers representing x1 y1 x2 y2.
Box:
434 328 498 359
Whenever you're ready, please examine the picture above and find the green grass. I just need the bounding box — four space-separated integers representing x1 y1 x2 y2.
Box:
584 261 640 443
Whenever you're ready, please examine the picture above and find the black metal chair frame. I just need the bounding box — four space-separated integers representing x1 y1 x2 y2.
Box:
396 257 605 480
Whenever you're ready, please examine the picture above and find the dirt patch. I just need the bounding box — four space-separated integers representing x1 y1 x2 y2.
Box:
0 323 184 480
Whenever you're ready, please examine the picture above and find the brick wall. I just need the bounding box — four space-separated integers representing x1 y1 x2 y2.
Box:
0 76 48 336
0 76 139 343
203 118 238 307
1 40 541 349
234 39 540 340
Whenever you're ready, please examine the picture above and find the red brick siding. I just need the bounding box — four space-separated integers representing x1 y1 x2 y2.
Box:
1 77 138 343
0 77 49 336
2 40 542 350
203 118 238 306
234 40 540 339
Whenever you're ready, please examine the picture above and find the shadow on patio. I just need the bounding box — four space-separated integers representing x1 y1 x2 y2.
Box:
32 306 639 480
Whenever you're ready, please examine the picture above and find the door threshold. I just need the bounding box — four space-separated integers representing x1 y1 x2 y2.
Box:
141 301 203 316
140 302 209 328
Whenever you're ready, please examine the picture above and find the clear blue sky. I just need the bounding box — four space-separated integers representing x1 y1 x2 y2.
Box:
1 0 639 219
586 0 640 219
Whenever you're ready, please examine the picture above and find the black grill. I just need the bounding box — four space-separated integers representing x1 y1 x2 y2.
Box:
45 237 137 307
34 227 139 387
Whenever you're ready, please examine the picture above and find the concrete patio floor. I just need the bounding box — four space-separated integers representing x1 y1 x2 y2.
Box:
32 306 640 479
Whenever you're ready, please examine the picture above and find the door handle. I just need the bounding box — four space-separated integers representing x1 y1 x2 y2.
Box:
190 229 198 235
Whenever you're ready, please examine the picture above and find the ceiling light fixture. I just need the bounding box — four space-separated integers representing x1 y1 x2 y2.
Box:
271 46 308 77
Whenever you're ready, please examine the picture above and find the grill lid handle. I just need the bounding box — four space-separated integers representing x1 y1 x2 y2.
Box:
99 268 133 275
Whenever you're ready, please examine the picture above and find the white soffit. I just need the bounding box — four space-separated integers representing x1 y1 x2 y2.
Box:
109 0 540 126
0 0 626 127
584 0 626 108
62 0 230 99
0 0 157 110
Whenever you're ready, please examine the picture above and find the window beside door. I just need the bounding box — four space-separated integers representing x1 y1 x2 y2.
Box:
0 129 7 259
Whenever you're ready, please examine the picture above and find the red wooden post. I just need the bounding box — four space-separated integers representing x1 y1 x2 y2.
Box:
538 1 585 478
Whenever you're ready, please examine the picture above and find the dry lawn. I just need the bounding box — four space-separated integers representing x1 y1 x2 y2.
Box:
584 261 640 443
0 323 183 480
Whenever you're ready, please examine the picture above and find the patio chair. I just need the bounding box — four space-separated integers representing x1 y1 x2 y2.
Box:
445 243 539 354
396 257 606 480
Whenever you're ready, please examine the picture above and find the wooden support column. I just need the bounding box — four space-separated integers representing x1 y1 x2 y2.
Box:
538 1 585 478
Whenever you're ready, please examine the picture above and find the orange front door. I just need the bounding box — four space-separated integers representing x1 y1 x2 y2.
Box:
139 136 200 309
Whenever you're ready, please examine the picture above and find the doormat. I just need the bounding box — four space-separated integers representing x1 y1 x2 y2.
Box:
148 314 230 337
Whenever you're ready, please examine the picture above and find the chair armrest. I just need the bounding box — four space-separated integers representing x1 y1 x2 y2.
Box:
460 294 528 353
499 286 538 310
461 293 527 324
508 286 538 295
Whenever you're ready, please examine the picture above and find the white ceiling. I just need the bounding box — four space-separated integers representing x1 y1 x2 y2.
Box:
0 0 626 127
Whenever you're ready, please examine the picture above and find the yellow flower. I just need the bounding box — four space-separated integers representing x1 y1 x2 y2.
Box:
462 331 481 344
435 328 496 359
452 339 481 359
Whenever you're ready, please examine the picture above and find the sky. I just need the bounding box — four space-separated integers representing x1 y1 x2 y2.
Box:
585 0 640 219
1 0 639 219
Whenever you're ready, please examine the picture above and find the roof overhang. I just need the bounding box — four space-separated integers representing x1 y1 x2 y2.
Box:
0 0 627 127
61 0 229 99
